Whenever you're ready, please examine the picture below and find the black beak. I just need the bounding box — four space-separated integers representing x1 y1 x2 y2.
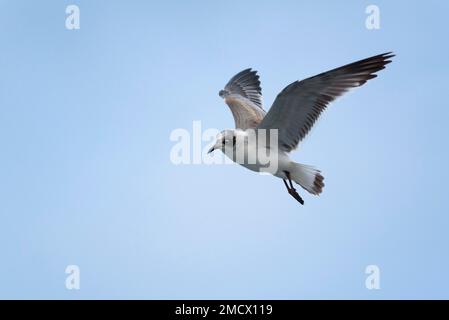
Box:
207 146 215 154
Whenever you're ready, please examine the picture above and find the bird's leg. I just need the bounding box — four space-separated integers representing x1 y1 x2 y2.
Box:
283 171 304 205
286 172 294 189
283 179 290 190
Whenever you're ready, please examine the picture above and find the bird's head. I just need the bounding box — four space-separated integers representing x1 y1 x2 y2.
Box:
218 89 229 98
208 130 236 154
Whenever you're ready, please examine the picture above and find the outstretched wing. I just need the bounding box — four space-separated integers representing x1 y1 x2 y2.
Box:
219 68 266 130
257 52 394 152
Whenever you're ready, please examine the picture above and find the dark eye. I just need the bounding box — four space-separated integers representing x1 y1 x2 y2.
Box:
222 139 226 145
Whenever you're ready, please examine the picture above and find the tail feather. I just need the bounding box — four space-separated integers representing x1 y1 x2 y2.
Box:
289 162 324 195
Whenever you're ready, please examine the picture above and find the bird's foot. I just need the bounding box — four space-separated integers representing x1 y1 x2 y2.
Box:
288 187 304 205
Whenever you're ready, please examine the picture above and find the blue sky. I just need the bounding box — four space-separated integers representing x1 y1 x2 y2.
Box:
0 0 448 299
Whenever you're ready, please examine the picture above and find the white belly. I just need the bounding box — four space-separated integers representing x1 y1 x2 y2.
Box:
223 142 291 179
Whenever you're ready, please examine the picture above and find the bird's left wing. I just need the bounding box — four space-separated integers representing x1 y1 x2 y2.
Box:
219 68 266 130
257 52 394 152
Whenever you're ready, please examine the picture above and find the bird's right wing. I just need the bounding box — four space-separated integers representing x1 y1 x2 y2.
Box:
257 52 394 152
219 68 266 130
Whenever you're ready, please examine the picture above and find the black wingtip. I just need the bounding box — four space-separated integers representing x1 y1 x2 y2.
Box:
380 51 395 62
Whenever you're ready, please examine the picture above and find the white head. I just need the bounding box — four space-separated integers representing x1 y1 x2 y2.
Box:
207 130 237 154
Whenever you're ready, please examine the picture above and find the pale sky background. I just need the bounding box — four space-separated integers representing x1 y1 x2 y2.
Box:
0 0 448 299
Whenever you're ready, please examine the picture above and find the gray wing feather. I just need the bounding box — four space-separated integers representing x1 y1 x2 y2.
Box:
223 68 263 108
257 52 394 152
220 68 266 130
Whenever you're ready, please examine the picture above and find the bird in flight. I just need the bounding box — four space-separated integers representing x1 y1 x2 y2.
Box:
208 52 394 205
